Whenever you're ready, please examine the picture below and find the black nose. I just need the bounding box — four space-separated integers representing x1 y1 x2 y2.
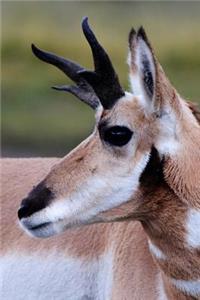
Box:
18 204 30 220
18 182 53 220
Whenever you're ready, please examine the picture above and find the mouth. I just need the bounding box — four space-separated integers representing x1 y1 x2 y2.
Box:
27 221 52 231
18 203 101 239
19 218 56 238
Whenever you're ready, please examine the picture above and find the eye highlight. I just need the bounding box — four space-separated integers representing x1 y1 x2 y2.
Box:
101 126 133 147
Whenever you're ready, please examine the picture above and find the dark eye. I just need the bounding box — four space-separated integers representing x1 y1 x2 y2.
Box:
102 126 133 147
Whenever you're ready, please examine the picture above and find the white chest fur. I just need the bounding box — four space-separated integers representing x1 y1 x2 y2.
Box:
1 251 113 300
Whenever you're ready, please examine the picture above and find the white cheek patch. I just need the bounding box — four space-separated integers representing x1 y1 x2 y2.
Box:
22 153 150 235
185 208 200 249
53 153 149 224
171 278 200 297
0 250 113 300
148 240 166 260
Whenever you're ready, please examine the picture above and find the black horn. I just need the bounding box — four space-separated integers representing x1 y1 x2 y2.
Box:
79 17 125 109
31 44 99 109
31 17 124 110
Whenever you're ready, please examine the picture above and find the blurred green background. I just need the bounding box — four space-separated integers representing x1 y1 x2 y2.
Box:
2 1 200 157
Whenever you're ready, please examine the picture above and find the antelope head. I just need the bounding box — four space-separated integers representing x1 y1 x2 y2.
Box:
18 18 199 238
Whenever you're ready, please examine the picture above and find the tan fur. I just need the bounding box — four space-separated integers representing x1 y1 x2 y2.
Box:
2 154 199 299
1 28 200 299
1 158 159 299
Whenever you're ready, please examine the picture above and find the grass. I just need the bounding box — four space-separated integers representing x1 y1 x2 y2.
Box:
2 1 200 156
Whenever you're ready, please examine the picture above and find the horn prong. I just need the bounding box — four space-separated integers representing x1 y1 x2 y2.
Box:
52 85 99 109
32 43 99 109
31 18 124 110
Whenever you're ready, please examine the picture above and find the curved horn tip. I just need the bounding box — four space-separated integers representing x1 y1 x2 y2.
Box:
31 43 43 58
51 85 71 92
51 86 60 90
31 43 37 53
81 16 95 40
81 16 90 31
82 16 89 25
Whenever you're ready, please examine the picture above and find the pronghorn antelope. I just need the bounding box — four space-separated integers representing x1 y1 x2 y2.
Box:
1 17 200 300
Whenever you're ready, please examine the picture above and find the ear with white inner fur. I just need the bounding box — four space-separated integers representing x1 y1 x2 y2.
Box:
128 27 156 110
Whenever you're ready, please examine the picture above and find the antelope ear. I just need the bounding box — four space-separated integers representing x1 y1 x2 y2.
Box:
128 27 156 110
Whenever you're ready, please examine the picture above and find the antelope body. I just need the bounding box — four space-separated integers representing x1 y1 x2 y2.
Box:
1 18 200 300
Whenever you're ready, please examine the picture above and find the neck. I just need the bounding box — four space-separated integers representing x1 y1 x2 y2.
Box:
138 148 200 299
164 98 200 208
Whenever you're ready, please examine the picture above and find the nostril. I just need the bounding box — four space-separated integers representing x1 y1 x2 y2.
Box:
18 183 53 221
18 204 30 220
